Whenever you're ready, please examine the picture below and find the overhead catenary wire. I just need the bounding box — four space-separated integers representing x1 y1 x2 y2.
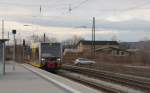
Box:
71 0 89 10
0 0 150 13
62 0 90 14
68 0 150 14
121 0 150 12
98 0 150 13
104 0 150 20
1 0 150 30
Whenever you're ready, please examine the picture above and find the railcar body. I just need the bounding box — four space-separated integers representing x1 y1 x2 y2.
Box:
30 42 62 71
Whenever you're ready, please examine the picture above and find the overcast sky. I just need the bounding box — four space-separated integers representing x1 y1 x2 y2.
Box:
0 0 150 42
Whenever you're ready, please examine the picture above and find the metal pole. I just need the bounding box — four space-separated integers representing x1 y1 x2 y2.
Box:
2 20 4 39
91 17 95 58
60 43 63 63
91 18 94 57
13 34 16 70
22 39 26 62
93 17 96 58
3 42 5 75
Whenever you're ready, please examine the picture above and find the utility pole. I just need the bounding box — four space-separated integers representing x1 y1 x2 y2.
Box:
2 20 4 39
91 17 96 58
93 17 96 58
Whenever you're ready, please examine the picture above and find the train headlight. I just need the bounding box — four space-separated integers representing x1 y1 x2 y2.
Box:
57 58 61 61
41 58 45 61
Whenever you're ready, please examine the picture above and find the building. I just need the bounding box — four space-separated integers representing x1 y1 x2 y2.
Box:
96 46 131 56
76 40 119 53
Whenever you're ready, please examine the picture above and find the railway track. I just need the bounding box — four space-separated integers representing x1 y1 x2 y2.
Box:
58 70 125 93
62 64 150 92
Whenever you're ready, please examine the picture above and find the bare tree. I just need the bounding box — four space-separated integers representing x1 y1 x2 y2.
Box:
29 34 40 42
39 35 58 43
111 34 118 41
63 35 84 47
26 34 58 45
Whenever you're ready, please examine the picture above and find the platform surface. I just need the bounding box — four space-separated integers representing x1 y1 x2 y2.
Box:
0 62 101 93
0 63 70 93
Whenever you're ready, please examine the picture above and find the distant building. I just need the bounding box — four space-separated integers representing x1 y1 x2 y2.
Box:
96 46 131 56
76 40 119 53
63 49 77 55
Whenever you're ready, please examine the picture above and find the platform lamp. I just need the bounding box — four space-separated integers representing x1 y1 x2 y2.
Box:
12 29 16 71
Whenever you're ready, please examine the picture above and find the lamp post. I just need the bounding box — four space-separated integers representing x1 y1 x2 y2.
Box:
12 29 16 71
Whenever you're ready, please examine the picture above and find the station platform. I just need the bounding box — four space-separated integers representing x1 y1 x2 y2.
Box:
0 62 100 93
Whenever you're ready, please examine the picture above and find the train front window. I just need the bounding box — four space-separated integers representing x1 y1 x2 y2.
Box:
41 44 51 53
41 43 52 57
41 43 60 58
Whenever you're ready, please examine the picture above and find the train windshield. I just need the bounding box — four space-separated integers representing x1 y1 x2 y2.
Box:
41 43 60 58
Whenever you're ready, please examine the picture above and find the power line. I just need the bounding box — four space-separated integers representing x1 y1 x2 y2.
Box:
104 0 150 19
64 0 150 15
70 0 150 13
98 0 150 13
125 0 150 11
0 0 150 13
65 0 90 13
72 0 89 10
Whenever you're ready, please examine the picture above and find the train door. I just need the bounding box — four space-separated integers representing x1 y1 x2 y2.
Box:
31 46 40 67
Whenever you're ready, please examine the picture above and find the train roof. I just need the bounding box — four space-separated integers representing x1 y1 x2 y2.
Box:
30 42 61 48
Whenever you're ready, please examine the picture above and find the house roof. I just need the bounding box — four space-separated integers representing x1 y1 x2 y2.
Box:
0 39 9 43
78 40 119 45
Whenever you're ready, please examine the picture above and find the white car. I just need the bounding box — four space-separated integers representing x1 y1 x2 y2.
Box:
74 58 96 65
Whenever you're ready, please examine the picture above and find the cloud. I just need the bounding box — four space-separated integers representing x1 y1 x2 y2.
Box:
6 15 150 33
96 19 150 31
0 0 150 42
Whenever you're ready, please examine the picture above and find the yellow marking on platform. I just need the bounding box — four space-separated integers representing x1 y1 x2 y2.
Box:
30 62 44 68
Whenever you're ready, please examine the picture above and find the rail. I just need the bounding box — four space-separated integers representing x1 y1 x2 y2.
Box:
62 64 150 92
